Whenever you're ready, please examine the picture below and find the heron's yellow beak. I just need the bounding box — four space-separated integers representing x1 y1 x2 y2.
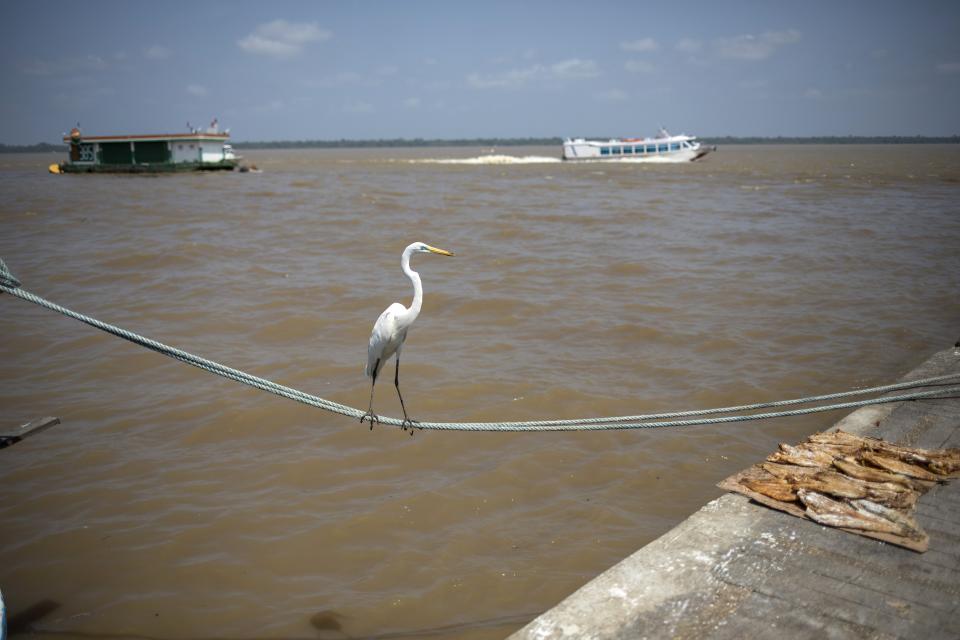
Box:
427 245 455 257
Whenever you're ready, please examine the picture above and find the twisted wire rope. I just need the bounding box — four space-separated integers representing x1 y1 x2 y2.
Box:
2 260 958 433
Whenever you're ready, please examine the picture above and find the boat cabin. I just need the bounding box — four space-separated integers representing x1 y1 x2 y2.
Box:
58 126 237 173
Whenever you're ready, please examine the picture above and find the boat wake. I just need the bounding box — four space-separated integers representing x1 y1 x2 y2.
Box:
404 154 695 165
406 154 562 165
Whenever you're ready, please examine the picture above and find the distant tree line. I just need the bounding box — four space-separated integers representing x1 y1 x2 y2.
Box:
701 135 960 145
232 137 564 149
2 136 958 153
0 142 63 153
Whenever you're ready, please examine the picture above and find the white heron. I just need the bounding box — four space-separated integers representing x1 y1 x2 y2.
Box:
361 242 455 430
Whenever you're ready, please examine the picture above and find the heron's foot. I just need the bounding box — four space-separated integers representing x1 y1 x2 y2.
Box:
401 417 420 434
360 411 380 430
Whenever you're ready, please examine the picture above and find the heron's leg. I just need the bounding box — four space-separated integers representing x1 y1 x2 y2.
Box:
394 356 419 432
360 359 381 429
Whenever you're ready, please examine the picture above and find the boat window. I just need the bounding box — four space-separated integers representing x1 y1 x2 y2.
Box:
657 144 665 152
623 146 633 154
600 147 610 155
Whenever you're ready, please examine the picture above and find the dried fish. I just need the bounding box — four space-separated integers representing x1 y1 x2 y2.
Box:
833 457 914 488
851 499 924 540
795 471 868 500
809 431 959 475
760 462 820 479
865 486 918 510
861 451 940 482
928 449 960 476
818 443 862 457
808 470 918 508
797 489 855 516
809 430 866 447
872 445 932 466
741 477 798 502
760 462 916 508
854 436 960 474
768 443 836 468
797 489 915 538
807 431 864 455
722 429 954 550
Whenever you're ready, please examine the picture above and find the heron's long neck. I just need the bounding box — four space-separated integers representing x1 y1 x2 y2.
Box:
400 251 423 326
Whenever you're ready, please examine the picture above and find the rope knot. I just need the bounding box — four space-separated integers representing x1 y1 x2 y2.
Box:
0 258 21 290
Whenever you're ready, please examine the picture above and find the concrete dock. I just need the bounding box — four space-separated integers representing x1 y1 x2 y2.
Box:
511 347 960 640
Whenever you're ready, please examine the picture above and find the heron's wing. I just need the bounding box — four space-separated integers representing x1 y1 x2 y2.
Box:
366 303 407 377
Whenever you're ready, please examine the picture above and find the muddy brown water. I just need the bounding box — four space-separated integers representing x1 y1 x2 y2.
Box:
1 145 959 638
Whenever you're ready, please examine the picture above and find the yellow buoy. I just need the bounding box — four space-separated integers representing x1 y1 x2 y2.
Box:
48 163 61 174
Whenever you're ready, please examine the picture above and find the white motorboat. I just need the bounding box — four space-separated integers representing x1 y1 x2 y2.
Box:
562 129 713 162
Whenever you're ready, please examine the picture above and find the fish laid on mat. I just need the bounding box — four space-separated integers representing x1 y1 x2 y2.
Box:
758 462 916 508
818 443 864 458
833 457 915 488
794 470 869 500
768 443 836 468
745 466 917 508
868 441 960 475
797 489 922 539
928 452 960 476
806 470 918 509
869 441 937 466
851 499 924 540
807 431 864 455
861 451 941 482
809 430 865 448
813 430 960 475
741 477 797 502
760 462 820 479
863 486 918 510
722 430 956 550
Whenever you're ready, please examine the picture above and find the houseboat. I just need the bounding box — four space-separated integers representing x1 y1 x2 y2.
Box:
52 122 238 174
562 129 713 162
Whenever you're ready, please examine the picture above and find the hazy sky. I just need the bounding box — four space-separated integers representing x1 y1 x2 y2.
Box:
2 1 959 143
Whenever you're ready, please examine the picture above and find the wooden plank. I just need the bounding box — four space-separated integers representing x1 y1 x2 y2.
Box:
0 416 60 449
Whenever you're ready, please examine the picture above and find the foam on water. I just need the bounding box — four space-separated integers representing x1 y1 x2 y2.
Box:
407 154 692 165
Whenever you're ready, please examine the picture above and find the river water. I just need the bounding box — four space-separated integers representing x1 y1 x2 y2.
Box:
1 145 959 638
